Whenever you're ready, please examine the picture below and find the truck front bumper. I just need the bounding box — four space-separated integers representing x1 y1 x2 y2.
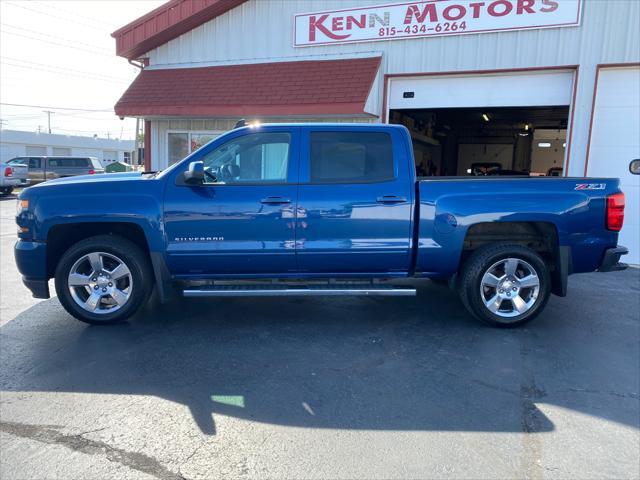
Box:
598 246 629 272
14 240 50 299
22 276 50 299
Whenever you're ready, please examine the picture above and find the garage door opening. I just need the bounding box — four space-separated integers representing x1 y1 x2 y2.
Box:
389 106 569 177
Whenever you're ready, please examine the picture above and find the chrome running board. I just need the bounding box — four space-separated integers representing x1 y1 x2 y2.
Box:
183 284 416 297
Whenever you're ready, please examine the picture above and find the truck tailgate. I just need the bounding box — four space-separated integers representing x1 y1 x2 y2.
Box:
4 163 28 181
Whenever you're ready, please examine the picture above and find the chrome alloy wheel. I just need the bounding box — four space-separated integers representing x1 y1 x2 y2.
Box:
479 258 540 319
67 252 133 314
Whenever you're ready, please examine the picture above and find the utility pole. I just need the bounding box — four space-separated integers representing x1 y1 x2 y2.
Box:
43 110 54 133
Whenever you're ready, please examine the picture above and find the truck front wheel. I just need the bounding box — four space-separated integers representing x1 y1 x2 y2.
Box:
54 235 153 325
459 243 551 327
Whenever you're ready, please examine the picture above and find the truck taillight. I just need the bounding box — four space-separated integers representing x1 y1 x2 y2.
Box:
607 192 625 232
4 167 13 177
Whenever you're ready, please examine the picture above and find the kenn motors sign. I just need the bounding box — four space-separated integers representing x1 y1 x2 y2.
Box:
294 0 582 47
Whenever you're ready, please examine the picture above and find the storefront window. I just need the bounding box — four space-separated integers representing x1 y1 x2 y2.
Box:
190 133 217 152
168 131 221 166
168 133 189 165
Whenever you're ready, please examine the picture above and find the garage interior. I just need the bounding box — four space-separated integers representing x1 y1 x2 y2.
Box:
389 106 569 177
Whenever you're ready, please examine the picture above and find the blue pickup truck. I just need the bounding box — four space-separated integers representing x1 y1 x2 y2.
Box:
14 123 628 327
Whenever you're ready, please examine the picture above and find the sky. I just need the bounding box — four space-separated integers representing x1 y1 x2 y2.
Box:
0 0 165 140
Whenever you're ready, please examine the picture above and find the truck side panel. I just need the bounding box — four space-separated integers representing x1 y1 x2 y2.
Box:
17 176 165 283
415 178 622 276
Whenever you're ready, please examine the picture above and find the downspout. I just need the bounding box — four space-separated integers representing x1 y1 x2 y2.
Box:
128 58 145 70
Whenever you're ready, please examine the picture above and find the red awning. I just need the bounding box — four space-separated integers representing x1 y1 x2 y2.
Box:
114 57 381 118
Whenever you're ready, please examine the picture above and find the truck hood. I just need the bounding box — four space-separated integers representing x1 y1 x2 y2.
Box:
29 172 147 189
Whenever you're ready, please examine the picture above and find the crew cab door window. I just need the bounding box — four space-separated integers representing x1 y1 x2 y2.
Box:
201 132 290 184
309 132 395 183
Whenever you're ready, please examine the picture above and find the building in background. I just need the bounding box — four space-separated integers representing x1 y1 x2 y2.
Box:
111 0 639 262
0 129 135 167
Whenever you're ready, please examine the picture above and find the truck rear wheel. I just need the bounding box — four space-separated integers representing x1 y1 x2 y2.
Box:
459 243 551 327
54 235 152 325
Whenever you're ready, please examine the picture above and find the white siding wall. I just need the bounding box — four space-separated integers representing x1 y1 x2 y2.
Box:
0 130 134 163
0 144 132 163
145 0 640 176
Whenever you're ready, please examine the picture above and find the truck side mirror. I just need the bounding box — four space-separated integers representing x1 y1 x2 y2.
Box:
183 161 204 184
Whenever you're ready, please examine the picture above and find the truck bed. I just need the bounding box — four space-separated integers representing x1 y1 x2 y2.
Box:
415 176 621 276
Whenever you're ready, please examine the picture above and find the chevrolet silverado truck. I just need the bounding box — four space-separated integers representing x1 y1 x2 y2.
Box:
14 124 628 327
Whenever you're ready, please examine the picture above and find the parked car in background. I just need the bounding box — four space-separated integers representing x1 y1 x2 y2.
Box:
7 156 104 185
0 160 29 196
14 124 628 327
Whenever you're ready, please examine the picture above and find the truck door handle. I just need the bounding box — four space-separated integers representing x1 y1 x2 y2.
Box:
376 195 407 204
261 196 291 204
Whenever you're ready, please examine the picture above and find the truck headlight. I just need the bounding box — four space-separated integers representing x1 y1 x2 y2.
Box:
16 199 29 215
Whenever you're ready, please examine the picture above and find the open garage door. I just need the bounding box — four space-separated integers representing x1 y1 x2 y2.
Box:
586 66 640 265
386 70 575 178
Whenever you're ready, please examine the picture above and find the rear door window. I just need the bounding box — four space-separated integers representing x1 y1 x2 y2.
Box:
48 158 89 168
309 132 395 183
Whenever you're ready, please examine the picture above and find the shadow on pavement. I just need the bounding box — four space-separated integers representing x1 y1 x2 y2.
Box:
2 270 639 436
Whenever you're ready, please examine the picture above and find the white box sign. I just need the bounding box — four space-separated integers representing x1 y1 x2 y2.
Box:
294 0 582 47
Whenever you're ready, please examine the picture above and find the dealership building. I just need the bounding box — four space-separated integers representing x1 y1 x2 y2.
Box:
112 0 639 262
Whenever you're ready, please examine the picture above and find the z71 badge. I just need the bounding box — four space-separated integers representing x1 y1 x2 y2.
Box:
575 183 606 190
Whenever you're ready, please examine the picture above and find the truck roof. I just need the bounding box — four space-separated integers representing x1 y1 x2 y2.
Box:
233 122 407 131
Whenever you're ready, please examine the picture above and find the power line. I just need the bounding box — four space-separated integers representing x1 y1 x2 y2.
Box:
0 102 113 112
1 30 115 58
1 56 129 82
0 114 44 120
28 0 119 30
0 23 112 53
1 60 129 84
53 111 120 120
1 57 131 84
54 127 136 134
4 2 115 33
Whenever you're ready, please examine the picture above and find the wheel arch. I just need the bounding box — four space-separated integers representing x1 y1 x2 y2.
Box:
46 221 173 302
460 221 569 297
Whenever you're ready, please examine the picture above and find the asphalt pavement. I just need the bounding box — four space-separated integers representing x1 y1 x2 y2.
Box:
1 194 639 479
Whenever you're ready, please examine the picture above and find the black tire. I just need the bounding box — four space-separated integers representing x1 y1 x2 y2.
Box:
0 187 13 197
458 243 551 327
54 235 153 325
